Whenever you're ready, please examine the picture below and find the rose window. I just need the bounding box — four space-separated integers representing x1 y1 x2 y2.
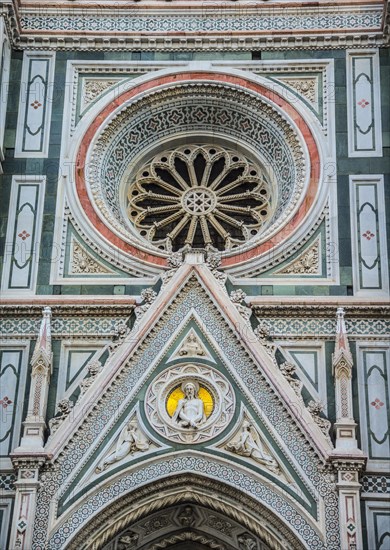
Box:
127 145 273 252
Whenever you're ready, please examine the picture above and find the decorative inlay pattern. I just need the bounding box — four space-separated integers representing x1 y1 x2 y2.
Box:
350 177 389 294
347 51 382 157
15 53 55 157
0 473 16 491
361 475 390 494
21 11 381 35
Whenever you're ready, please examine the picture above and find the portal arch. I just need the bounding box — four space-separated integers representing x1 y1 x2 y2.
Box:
66 475 305 550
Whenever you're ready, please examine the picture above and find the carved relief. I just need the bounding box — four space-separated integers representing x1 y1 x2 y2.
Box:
279 361 303 399
48 399 74 436
275 76 319 110
70 238 114 275
81 78 121 110
172 381 207 429
275 237 321 275
117 530 139 549
307 400 332 443
96 418 150 473
226 420 280 475
238 533 258 550
145 364 235 443
178 332 206 357
177 506 196 527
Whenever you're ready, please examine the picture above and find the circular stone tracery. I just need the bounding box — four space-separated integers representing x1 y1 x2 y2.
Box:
127 145 272 252
182 188 216 216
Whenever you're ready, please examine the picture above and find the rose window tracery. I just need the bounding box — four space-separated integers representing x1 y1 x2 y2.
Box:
127 145 273 252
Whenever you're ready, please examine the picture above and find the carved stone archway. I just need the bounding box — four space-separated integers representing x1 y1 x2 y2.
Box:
67 475 305 550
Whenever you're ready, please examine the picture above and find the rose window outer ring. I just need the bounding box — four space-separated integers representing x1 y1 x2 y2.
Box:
74 72 321 267
127 144 274 253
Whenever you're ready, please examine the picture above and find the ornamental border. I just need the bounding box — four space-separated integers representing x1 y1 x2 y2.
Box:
1 3 386 51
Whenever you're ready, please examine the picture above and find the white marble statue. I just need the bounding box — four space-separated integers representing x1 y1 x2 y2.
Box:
96 420 149 472
227 421 279 473
172 381 206 428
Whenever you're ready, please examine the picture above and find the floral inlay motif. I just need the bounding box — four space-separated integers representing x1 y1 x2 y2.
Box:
30 100 42 109
370 398 384 410
362 230 375 240
0 396 12 409
18 230 31 240
357 99 369 108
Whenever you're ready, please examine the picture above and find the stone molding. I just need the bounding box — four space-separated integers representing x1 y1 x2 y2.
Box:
1 2 386 51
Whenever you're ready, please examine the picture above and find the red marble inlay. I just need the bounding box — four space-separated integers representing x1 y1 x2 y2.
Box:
370 398 384 410
0 396 12 409
75 72 321 268
362 230 375 240
18 230 30 240
357 99 369 108
30 100 42 109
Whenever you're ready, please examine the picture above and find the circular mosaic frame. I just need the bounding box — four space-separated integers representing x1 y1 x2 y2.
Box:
145 364 235 444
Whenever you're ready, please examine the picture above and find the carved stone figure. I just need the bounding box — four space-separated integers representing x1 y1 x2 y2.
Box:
79 359 102 396
238 533 257 550
48 399 74 435
178 506 195 527
307 400 332 443
109 322 130 354
172 381 206 429
96 420 149 472
279 361 303 399
227 421 279 473
179 334 205 357
230 289 252 321
117 530 139 549
134 288 157 320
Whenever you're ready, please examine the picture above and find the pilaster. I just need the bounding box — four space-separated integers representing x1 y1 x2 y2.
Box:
15 307 52 452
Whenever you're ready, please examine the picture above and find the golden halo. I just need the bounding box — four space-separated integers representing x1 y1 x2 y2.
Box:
166 385 214 418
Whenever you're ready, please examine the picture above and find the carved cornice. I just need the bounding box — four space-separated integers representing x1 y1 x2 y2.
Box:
1 1 387 51
0 300 388 320
0 301 136 318
250 301 390 319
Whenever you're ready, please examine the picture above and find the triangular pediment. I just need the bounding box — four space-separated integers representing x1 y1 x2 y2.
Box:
43 260 334 547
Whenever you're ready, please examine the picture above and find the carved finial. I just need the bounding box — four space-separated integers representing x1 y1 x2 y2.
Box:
334 308 353 364
31 306 52 370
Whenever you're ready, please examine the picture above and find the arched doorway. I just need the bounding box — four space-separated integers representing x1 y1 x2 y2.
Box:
67 475 304 550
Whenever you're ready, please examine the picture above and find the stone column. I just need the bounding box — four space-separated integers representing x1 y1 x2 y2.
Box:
9 457 46 550
332 459 366 550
